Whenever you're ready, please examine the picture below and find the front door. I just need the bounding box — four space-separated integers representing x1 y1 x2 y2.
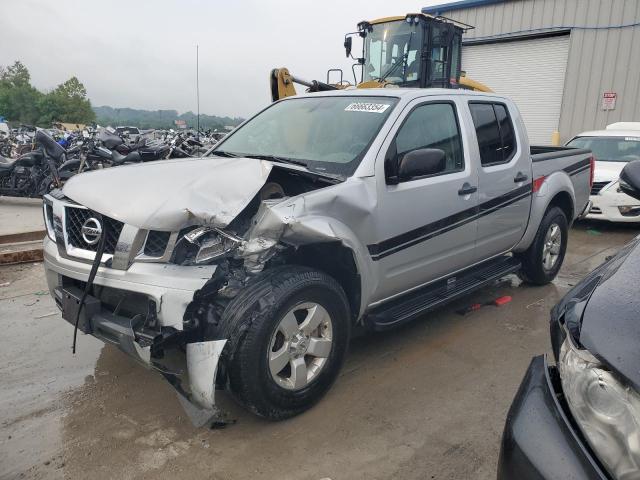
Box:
371 98 479 303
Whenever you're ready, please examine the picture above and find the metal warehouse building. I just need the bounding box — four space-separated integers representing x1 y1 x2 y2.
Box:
423 0 640 144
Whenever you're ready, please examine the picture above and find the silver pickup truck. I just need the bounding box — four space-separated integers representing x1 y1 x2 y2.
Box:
42 89 592 424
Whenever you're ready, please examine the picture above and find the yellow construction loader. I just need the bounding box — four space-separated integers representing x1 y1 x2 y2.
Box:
270 13 491 102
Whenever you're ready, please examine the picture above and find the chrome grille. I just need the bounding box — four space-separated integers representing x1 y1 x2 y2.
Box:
143 231 170 257
65 206 123 254
591 181 609 195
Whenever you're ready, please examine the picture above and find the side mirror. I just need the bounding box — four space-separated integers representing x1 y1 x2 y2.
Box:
344 36 352 58
398 148 446 182
619 160 640 201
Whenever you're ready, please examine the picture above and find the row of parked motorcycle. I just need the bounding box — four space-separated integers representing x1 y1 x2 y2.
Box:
0 125 225 198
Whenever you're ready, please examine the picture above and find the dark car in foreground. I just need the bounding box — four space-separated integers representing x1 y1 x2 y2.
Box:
498 161 640 480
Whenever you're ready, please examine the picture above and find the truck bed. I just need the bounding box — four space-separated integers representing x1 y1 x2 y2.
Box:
530 145 591 162
529 145 592 223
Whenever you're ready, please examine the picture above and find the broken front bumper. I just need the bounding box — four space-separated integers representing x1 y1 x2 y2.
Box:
43 236 228 426
497 355 607 479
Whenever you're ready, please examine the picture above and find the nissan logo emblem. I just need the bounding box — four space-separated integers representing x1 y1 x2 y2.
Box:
81 217 102 245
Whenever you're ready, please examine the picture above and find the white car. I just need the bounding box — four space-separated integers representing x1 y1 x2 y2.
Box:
567 123 640 222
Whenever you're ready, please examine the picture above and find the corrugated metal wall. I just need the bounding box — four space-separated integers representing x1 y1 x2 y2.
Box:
430 0 640 141
462 35 570 144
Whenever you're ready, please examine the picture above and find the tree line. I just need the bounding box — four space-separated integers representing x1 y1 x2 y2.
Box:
0 60 244 131
93 106 243 131
0 60 95 126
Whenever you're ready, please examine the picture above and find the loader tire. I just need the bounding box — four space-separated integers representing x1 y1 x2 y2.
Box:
219 266 350 420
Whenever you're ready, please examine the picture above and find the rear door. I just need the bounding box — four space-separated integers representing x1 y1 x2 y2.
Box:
371 97 479 302
469 101 532 259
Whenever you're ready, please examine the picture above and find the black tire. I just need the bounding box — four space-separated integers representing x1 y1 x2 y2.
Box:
219 265 351 420
518 206 568 285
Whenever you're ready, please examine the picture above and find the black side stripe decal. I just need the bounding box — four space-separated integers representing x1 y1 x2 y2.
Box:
563 157 591 176
568 164 591 176
368 184 532 261
367 157 590 261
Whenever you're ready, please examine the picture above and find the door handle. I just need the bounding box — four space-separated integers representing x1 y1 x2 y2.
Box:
514 172 529 183
458 182 477 196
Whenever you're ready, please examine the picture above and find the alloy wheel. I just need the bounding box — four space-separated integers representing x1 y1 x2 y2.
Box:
268 302 333 391
542 223 562 271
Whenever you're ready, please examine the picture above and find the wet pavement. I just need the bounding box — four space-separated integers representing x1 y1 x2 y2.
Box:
0 221 637 480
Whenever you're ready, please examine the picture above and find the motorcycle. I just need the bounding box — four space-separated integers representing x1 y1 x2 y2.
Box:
0 129 63 198
100 128 169 162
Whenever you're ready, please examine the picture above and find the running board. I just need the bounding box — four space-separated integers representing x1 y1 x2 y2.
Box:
366 255 521 331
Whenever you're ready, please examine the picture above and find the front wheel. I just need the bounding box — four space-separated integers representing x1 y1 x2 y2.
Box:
518 206 568 285
219 266 351 420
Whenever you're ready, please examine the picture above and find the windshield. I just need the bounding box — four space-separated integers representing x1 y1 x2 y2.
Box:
212 96 398 176
567 136 640 162
363 21 423 85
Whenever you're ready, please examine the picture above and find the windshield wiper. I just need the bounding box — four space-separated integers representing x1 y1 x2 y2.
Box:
243 154 308 167
209 150 240 158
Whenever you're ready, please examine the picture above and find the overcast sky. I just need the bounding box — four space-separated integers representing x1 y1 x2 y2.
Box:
0 0 446 118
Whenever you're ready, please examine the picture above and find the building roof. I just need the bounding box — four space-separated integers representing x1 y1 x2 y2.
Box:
422 0 506 15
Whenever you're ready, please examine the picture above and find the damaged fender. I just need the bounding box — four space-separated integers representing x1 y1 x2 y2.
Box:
239 182 377 318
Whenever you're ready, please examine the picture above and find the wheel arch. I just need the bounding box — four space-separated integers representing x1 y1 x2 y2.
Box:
285 241 362 322
547 190 574 225
515 173 576 253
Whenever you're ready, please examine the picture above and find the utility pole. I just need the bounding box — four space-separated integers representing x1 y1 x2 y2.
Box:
196 44 200 139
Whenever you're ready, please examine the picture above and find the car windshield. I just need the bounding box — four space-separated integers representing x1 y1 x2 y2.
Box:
212 96 398 176
567 136 640 162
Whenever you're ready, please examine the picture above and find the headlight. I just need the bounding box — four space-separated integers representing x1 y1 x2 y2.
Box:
559 331 640 479
43 199 56 242
618 206 640 217
176 226 242 265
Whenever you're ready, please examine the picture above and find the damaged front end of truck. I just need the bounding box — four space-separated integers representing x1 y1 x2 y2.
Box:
44 155 368 426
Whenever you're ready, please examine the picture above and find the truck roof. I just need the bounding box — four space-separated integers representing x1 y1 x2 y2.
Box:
295 87 506 101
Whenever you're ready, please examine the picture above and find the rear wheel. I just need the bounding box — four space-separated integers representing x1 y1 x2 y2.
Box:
518 206 568 285
219 266 350 420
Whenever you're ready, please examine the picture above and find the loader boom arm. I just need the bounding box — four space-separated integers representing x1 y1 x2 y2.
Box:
270 68 338 102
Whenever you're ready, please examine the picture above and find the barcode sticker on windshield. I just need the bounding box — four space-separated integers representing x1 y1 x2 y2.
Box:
345 102 390 113
625 137 640 142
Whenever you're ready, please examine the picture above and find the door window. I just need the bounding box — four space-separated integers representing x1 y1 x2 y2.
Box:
469 102 517 166
494 104 516 162
394 102 464 180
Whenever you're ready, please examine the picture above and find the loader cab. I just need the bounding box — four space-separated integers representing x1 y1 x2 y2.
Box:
348 14 468 89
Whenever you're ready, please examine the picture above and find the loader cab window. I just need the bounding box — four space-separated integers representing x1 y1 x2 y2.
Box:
429 23 460 87
363 20 423 85
429 24 448 83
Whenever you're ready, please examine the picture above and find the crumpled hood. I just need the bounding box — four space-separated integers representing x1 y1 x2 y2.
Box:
63 156 273 230
594 161 626 183
578 237 640 391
